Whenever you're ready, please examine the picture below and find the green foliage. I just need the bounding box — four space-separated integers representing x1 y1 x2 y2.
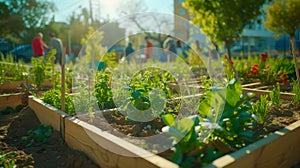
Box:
207 79 256 147
94 70 115 110
0 54 28 83
0 0 55 42
0 151 16 168
251 95 270 124
73 79 98 113
30 51 55 90
119 68 178 120
163 79 256 167
162 116 206 167
265 0 300 36
293 79 300 104
186 49 204 65
183 0 266 57
43 89 75 114
265 0 300 86
21 124 52 147
270 85 280 107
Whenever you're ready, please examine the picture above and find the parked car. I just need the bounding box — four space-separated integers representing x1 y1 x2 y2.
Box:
0 43 14 56
10 44 34 62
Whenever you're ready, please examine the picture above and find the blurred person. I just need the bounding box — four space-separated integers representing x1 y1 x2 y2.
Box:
125 42 135 62
32 32 48 57
163 35 177 62
176 40 183 56
144 36 154 60
49 33 63 65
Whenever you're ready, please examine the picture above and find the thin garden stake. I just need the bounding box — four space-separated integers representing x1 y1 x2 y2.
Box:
61 48 66 113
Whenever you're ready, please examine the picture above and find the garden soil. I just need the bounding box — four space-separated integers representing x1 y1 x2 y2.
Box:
79 99 300 167
0 107 99 168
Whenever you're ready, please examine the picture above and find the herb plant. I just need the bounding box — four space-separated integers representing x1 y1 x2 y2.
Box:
270 85 280 107
162 79 257 167
0 151 16 168
43 89 75 114
251 95 270 124
293 79 300 104
21 124 52 147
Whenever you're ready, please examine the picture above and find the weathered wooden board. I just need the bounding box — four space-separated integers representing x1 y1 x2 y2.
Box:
0 93 23 111
64 117 179 168
0 81 24 92
243 88 295 100
28 96 68 132
241 82 262 88
206 120 300 168
29 97 178 168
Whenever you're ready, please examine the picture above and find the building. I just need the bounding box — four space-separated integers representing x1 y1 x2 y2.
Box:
174 0 300 55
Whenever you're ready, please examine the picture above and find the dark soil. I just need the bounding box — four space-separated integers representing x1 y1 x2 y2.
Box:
254 100 300 138
0 107 99 168
78 98 300 167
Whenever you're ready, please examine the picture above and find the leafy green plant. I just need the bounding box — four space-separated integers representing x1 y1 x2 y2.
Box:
205 79 256 148
0 151 16 168
94 70 115 110
162 79 256 167
0 54 28 83
251 95 270 124
270 85 280 107
43 89 75 114
21 124 52 147
293 79 300 104
30 51 55 90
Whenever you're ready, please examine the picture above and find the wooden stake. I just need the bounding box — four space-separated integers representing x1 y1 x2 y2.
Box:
61 48 66 112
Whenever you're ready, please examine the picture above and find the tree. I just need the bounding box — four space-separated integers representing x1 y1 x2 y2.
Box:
265 0 300 88
118 0 172 47
0 0 55 42
183 0 266 59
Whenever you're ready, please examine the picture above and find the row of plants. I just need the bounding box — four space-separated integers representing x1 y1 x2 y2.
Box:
40 58 300 167
161 77 300 167
0 51 78 96
223 54 295 85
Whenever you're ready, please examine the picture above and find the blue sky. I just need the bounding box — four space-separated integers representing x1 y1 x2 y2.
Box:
51 0 173 22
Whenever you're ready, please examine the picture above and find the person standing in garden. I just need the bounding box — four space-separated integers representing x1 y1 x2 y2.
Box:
49 33 63 65
32 32 48 57
163 35 177 62
144 36 154 60
125 42 135 63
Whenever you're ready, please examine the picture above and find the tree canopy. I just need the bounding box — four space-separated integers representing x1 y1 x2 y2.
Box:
265 0 300 88
183 0 266 58
265 0 300 37
0 0 55 42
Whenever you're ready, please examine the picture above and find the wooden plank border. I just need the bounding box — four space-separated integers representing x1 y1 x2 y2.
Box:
28 96 178 168
0 93 23 111
206 120 300 168
243 88 295 100
28 96 68 132
29 96 300 168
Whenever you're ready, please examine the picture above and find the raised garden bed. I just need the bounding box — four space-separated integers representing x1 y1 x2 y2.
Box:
0 93 24 111
0 79 53 94
242 82 295 100
0 94 98 168
28 96 179 168
28 95 300 168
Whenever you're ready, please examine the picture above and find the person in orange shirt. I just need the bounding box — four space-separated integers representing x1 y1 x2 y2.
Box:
144 36 154 60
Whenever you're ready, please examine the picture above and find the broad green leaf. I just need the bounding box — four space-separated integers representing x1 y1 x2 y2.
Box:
170 147 183 164
161 114 175 126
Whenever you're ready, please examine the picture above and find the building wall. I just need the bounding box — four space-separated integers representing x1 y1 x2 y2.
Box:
173 0 286 53
174 0 189 41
